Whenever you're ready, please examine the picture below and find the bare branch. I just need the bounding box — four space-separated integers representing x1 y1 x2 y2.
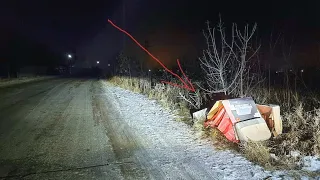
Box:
199 17 260 97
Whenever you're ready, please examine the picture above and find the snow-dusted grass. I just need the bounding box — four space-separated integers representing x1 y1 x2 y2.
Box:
107 77 320 179
103 82 285 179
109 76 192 124
109 77 275 168
0 76 56 88
250 87 320 171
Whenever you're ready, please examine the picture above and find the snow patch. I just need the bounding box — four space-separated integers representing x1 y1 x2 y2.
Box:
302 156 320 172
103 82 319 179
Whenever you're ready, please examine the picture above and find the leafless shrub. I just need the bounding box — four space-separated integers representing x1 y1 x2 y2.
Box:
109 18 320 171
199 17 261 97
109 74 320 171
178 89 203 109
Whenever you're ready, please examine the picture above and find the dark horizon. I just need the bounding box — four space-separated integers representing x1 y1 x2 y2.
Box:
2 0 320 71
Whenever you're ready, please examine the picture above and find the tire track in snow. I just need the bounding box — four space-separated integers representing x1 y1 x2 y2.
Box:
94 82 166 179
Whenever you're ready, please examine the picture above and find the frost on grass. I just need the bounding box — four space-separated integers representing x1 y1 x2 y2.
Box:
0 76 55 87
102 82 304 179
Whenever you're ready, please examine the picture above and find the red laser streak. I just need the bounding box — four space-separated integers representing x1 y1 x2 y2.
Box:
107 19 196 92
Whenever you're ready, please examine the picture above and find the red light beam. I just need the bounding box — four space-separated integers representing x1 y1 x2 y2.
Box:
107 19 196 92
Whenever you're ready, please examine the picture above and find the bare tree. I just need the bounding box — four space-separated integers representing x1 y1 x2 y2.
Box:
178 88 203 109
199 17 260 97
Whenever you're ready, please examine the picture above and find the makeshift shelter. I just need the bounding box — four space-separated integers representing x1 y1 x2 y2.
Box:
203 97 282 143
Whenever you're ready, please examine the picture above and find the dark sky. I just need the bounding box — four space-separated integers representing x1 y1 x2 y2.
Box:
3 0 320 68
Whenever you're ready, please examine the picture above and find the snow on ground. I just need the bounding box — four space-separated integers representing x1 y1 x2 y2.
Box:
302 156 320 172
102 82 320 180
0 76 56 87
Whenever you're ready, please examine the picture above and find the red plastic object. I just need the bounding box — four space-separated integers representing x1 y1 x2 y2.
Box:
204 106 239 143
217 112 238 142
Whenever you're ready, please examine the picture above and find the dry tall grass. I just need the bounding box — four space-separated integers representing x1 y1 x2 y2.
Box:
249 87 320 169
109 76 320 170
109 76 193 124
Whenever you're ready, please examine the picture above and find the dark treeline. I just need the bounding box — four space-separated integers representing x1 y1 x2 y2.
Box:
0 31 64 78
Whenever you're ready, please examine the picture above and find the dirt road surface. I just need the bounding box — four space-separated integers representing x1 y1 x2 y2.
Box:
0 79 297 179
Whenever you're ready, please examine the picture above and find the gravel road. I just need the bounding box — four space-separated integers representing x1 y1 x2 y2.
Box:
0 78 312 180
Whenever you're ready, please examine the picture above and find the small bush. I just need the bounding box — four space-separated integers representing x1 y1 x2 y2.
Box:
239 141 272 168
109 76 320 171
250 87 320 169
205 127 238 150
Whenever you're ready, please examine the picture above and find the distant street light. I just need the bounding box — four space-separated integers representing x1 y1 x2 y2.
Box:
148 69 152 84
66 54 73 75
108 64 110 67
97 61 100 64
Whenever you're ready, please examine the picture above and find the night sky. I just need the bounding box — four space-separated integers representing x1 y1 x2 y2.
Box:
3 0 320 69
